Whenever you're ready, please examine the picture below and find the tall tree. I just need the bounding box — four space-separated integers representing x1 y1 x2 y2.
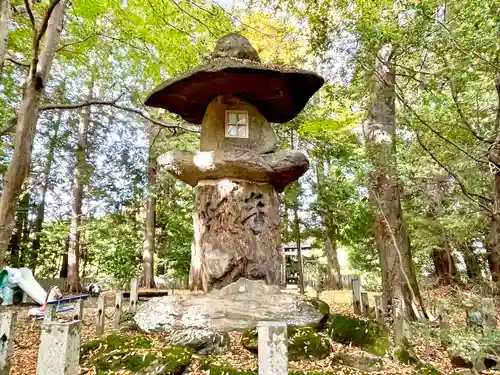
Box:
68 76 94 292
363 45 425 319
0 0 10 72
140 124 159 288
0 0 67 264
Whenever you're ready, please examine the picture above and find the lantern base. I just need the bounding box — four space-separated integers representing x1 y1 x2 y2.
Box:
190 178 282 291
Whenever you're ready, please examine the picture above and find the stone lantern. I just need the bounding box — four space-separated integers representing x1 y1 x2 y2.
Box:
146 33 324 291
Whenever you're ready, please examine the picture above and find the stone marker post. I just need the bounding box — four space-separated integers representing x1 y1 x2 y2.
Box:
130 277 138 314
374 295 384 325
36 321 81 375
361 291 369 316
114 293 123 329
258 321 287 375
74 300 84 321
0 312 15 375
437 302 449 330
43 304 55 324
96 295 106 335
482 298 497 328
351 276 362 315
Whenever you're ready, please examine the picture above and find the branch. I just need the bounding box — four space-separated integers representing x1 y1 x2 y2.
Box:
448 78 488 142
0 117 17 137
23 0 35 31
5 55 30 67
39 99 199 132
55 32 99 53
394 83 489 164
413 127 493 213
36 0 62 46
169 0 216 37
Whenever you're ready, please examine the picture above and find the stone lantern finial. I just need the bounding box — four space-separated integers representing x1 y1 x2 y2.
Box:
211 33 261 63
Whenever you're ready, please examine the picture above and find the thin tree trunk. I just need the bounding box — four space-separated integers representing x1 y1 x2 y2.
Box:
67 79 93 293
316 159 341 289
293 196 305 294
9 188 29 268
0 0 10 72
31 110 62 272
0 0 67 265
140 128 157 288
59 235 68 278
462 241 482 281
363 44 425 320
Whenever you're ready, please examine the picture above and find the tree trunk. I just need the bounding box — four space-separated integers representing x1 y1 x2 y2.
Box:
67 80 93 293
423 177 457 284
31 110 62 271
316 159 341 289
0 0 10 72
0 0 68 265
9 188 29 268
140 128 157 288
59 235 68 278
362 44 425 320
292 192 305 294
190 179 281 291
462 241 482 281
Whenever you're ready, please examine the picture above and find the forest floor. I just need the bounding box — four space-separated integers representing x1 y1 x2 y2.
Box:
5 286 498 375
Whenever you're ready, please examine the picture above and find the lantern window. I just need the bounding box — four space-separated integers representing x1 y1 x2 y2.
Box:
225 110 249 138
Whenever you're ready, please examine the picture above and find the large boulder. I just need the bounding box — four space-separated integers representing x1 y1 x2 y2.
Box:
134 279 329 334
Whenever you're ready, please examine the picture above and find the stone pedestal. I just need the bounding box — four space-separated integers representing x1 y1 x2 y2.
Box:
190 179 281 291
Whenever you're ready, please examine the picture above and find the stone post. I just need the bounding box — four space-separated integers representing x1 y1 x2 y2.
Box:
361 291 369 316
74 300 84 321
374 295 384 325
130 277 138 314
0 312 15 375
351 276 361 315
437 302 449 330
96 295 105 335
258 321 287 375
36 321 81 375
114 293 122 329
44 304 55 324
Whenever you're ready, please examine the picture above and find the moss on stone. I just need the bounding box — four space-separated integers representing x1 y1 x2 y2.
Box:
81 332 152 357
324 314 389 356
394 341 442 375
81 332 192 375
200 358 257 375
241 326 331 360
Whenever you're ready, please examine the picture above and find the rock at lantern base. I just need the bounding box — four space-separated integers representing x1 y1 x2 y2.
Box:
190 180 281 291
134 278 329 334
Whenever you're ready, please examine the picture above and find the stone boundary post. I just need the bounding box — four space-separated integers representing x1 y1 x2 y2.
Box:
361 292 369 316
114 293 122 329
374 295 384 324
351 276 362 315
258 321 287 375
130 277 138 314
393 298 406 346
36 320 81 375
96 295 105 335
482 298 497 328
0 312 15 375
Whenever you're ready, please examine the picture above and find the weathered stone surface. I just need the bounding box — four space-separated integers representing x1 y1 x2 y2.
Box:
200 95 278 154
168 328 230 355
332 352 384 372
191 180 281 291
157 149 308 192
134 279 329 333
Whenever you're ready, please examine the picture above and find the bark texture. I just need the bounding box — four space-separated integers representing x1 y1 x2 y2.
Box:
68 80 93 292
31 110 61 271
141 131 157 288
0 0 67 265
0 0 10 71
362 44 425 319
422 176 457 284
190 179 281 291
